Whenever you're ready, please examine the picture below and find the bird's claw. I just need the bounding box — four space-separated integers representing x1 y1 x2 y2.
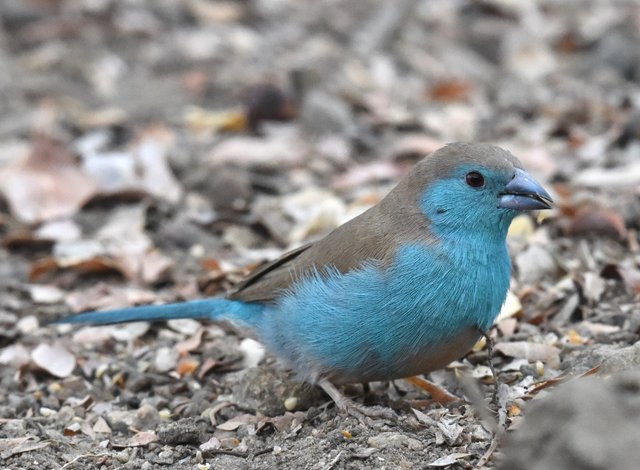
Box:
339 400 398 424
319 379 398 424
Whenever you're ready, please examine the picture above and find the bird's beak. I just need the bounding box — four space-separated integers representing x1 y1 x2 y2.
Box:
499 168 553 211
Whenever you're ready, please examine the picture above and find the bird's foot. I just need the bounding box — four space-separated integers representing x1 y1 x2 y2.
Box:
477 327 499 407
319 379 398 423
405 375 462 406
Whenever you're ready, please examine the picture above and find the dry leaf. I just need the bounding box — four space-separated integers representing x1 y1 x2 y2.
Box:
31 343 76 378
0 437 49 459
0 344 31 368
126 431 159 447
498 318 518 336
176 356 200 376
175 328 205 354
508 215 535 239
575 163 640 188
496 290 522 322
81 131 182 203
568 208 627 239
429 80 473 101
0 136 98 224
428 453 471 467
154 346 179 373
216 414 257 431
494 341 560 365
198 357 221 379
583 272 606 304
200 436 221 452
28 284 64 304
185 106 248 134
93 416 112 434
207 134 304 167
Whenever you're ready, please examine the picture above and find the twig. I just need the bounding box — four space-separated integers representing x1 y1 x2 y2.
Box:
323 450 343 470
202 446 273 458
60 452 111 469
474 438 499 470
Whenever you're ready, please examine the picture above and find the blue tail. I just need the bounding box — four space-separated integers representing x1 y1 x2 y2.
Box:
54 298 264 327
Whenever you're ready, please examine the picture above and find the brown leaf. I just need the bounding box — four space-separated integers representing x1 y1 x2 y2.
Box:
93 416 112 434
0 437 49 459
568 208 628 239
525 365 601 399
176 356 200 376
428 80 473 102
0 136 98 224
125 431 159 447
216 414 258 431
601 263 640 294
198 357 221 379
175 328 205 354
29 256 122 282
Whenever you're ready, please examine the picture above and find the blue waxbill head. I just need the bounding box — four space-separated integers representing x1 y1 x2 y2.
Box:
404 143 552 239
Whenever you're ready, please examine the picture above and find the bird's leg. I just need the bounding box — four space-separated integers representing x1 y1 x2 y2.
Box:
318 379 397 422
405 376 461 405
478 328 499 405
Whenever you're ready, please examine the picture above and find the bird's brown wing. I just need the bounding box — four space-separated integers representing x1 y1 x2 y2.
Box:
226 189 431 304
226 242 314 303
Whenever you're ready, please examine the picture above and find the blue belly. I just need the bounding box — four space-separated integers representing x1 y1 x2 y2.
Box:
256 241 510 383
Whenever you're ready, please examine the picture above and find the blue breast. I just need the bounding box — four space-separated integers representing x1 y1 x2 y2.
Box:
255 235 511 382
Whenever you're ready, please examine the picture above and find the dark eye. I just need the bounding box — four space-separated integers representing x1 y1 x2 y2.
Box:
465 171 485 188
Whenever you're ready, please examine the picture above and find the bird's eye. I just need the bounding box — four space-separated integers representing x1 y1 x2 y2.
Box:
465 171 485 188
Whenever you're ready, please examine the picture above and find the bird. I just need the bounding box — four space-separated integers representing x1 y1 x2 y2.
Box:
55 143 552 418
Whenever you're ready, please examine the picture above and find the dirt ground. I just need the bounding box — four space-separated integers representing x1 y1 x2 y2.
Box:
1 1 639 469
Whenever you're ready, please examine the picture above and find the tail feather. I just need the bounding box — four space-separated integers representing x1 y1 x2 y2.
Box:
54 298 263 326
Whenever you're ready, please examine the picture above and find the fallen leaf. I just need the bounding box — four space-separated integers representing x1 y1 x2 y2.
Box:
496 290 522 322
508 215 535 239
34 219 82 242
575 162 640 188
93 416 112 434
176 356 200 376
30 256 121 282
125 431 158 447
198 357 221 379
498 318 518 336
216 414 257 431
494 341 560 365
568 208 627 239
579 321 621 335
582 272 606 304
175 327 205 354
27 284 64 304
0 437 49 459
168 319 202 336
199 436 221 452
428 453 471 467
31 343 76 378
81 130 182 204
0 136 98 224
154 346 179 373
0 344 31 368
525 365 601 398
185 106 248 134
428 80 473 101
207 133 304 167
63 422 82 436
